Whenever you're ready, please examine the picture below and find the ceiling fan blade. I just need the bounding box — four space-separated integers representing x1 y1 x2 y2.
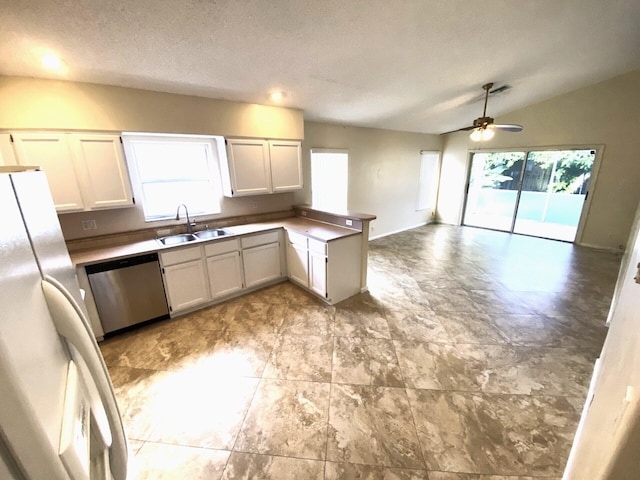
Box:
492 124 523 132
441 125 475 135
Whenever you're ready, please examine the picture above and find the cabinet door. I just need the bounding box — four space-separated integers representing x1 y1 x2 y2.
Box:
163 260 209 313
287 242 309 287
0 134 16 166
243 242 281 288
226 139 271 196
207 251 244 298
11 133 85 212
309 250 328 298
69 134 134 210
269 141 302 192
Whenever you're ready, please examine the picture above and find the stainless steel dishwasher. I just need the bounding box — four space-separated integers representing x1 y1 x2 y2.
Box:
86 253 169 334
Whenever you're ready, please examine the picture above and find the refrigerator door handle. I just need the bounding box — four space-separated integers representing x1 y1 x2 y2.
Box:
41 276 128 480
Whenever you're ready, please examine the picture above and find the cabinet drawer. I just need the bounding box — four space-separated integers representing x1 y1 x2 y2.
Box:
308 238 327 256
204 239 239 257
241 231 279 249
287 231 308 248
160 245 202 266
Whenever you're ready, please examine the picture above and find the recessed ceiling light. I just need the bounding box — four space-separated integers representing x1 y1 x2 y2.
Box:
270 91 285 102
41 53 63 70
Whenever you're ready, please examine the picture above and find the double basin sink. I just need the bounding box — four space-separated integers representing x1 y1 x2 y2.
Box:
158 229 232 246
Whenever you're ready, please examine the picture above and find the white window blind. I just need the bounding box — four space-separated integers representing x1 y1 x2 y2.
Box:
417 151 441 211
311 149 348 212
123 134 223 221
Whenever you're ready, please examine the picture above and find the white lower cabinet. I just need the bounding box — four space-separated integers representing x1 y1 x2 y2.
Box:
243 242 281 288
286 230 361 304
159 246 209 314
205 239 244 299
287 241 309 287
159 233 285 316
308 250 328 298
163 260 209 313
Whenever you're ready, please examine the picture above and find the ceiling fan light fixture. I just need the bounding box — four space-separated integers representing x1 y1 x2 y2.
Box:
469 127 494 141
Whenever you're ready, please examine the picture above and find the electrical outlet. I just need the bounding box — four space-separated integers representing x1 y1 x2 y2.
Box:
300 211 307 216
345 219 353 226
251 200 258 209
81 219 97 231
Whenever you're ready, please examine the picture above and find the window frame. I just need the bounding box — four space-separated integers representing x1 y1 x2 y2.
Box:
310 148 349 212
122 133 225 222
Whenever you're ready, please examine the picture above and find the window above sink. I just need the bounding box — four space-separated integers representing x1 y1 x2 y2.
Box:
122 134 226 222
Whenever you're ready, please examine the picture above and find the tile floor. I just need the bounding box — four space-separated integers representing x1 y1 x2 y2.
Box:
100 224 622 479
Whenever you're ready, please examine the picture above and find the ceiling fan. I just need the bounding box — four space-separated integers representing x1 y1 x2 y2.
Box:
449 82 523 141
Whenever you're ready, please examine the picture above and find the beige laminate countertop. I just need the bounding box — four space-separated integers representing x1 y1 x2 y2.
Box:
69 217 360 267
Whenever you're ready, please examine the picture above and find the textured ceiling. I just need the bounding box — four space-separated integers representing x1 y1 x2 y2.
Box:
1 0 639 134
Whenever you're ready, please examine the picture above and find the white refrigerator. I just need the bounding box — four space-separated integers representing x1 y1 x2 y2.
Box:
0 167 127 479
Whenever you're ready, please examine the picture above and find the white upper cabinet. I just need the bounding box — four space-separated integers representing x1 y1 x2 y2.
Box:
223 139 272 196
68 134 134 210
11 133 86 212
9 132 134 213
221 138 302 197
269 140 303 193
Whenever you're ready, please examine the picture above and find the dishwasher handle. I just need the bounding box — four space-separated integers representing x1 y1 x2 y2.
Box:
85 253 159 274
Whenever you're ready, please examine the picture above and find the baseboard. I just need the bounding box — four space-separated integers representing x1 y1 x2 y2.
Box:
577 242 624 253
369 222 429 241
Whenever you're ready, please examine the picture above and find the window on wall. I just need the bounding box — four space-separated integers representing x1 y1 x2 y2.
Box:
417 151 441 211
311 149 348 212
122 134 224 221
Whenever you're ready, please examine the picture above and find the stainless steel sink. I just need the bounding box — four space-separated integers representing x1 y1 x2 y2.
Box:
195 229 231 240
158 233 198 245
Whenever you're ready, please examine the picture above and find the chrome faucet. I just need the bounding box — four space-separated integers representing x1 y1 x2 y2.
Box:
175 204 195 234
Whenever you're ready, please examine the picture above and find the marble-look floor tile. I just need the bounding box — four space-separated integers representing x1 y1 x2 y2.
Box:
109 366 173 441
224 303 287 336
248 281 323 305
127 439 145 455
221 452 324 479
447 273 505 292
393 341 477 391
437 312 506 345
427 473 557 480
182 300 244 331
332 337 404 387
235 379 330 460
263 334 332 381
280 304 335 336
205 332 277 377
335 304 391 339
420 289 483 314
132 442 229 480
467 289 534 314
488 314 562 346
144 373 259 449
327 384 425 469
386 308 451 343
100 323 219 372
324 461 429 479
544 315 608 358
407 389 578 476
455 344 593 396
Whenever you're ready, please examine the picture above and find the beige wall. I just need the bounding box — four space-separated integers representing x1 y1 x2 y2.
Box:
0 76 304 138
564 199 640 478
438 70 640 250
0 76 304 240
297 122 442 238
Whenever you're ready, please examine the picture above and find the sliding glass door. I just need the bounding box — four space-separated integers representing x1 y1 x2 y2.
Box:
463 149 596 242
463 151 526 232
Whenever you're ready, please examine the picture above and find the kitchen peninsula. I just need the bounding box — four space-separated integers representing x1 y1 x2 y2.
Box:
69 206 376 340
